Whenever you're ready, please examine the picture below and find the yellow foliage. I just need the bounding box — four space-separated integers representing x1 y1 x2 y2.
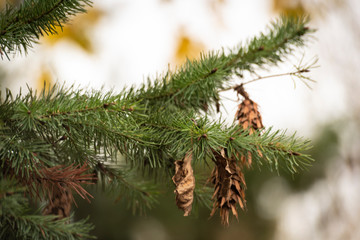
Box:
37 68 53 92
42 8 104 53
272 0 306 16
173 32 205 65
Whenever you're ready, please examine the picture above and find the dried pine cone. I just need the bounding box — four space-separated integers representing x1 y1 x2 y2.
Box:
42 185 72 220
210 149 246 226
235 98 263 134
172 152 195 216
235 84 264 166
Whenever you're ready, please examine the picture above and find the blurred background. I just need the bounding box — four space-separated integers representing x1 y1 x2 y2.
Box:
1 0 360 239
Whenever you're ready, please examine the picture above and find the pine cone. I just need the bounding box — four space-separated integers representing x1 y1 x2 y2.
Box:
235 84 264 166
42 185 72 220
172 152 195 216
210 149 246 226
235 98 263 134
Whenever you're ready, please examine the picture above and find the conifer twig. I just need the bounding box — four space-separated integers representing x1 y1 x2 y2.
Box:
219 55 319 93
220 65 316 92
219 69 307 92
0 0 92 57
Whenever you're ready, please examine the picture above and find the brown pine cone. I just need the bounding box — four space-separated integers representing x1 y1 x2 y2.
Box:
210 149 246 226
42 185 72 220
172 152 195 216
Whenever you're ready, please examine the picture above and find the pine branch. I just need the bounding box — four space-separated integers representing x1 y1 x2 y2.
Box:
0 0 92 58
131 16 314 113
1 214 95 240
137 111 312 173
0 128 55 178
225 127 313 173
0 85 159 165
0 179 95 239
1 83 312 177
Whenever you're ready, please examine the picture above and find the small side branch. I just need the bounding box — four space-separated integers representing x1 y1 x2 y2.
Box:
220 56 319 92
220 69 312 93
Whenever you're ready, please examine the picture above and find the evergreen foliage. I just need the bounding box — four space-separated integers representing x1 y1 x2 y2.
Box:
0 0 91 58
0 0 316 238
0 179 94 240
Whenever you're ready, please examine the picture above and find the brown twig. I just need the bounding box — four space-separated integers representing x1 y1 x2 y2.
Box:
219 68 311 93
39 102 118 119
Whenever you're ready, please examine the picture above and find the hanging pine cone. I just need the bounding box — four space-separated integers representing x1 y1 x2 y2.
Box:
209 149 246 226
172 152 195 216
235 97 263 134
234 84 264 166
42 185 72 220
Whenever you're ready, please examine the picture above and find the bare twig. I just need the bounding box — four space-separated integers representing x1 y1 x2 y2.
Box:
220 56 319 92
219 69 311 93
